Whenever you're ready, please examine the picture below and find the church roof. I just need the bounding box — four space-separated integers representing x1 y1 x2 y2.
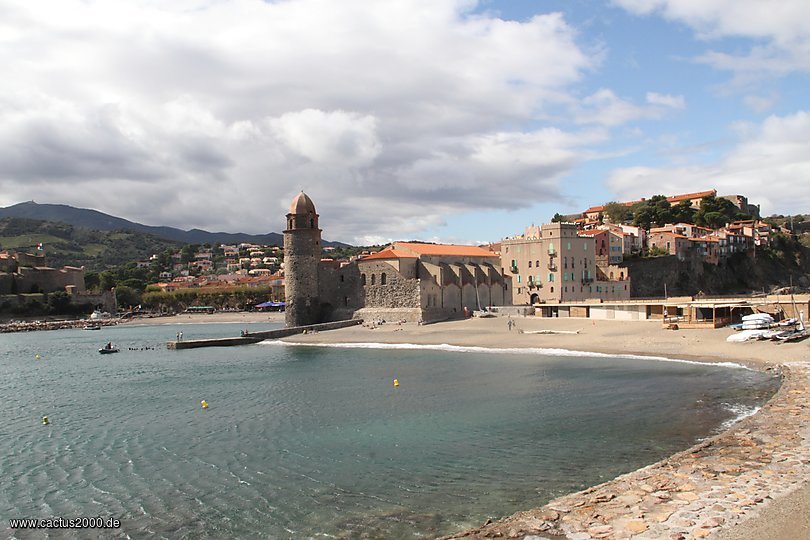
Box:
394 242 499 258
288 191 317 215
361 249 416 261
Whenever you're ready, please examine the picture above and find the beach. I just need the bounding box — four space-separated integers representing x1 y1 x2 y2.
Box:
275 316 810 540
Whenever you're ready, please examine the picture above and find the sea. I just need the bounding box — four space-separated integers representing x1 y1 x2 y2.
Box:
0 322 779 539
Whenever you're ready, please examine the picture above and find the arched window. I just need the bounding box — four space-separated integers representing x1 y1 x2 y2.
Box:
344 296 349 306
340 274 345 282
288 219 293 229
371 274 376 285
609 271 614 280
619 272 624 281
381 273 387 285
361 273 366 286
310 218 315 228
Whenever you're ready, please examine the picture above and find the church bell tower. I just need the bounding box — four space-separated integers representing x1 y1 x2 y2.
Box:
283 192 321 327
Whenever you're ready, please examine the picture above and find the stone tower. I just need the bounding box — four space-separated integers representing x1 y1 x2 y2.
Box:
283 192 321 327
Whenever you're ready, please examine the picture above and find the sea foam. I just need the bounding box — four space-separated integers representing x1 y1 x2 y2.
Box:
260 340 750 370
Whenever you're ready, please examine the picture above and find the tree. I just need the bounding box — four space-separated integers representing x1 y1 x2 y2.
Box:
603 202 630 224
47 291 71 314
551 213 567 223
632 195 673 229
115 285 141 311
84 271 100 291
670 201 696 224
694 195 746 228
99 271 116 291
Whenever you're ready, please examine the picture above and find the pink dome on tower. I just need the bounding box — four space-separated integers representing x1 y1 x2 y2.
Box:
288 192 316 215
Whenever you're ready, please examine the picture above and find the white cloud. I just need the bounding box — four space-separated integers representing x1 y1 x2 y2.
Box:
743 94 778 113
573 89 678 126
646 92 685 109
0 0 601 243
607 110 810 215
271 109 381 167
613 0 810 77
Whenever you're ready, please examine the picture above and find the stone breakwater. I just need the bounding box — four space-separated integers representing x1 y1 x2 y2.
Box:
0 319 119 333
443 362 810 540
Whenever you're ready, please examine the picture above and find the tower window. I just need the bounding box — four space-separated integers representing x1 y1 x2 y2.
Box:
361 273 366 286
371 274 376 285
381 273 387 285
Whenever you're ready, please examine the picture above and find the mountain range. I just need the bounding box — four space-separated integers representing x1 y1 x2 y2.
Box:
0 201 346 247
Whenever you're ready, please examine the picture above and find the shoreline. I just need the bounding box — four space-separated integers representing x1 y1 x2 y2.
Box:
9 312 804 537
280 316 810 539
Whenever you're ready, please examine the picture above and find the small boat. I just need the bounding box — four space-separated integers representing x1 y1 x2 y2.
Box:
775 329 809 343
99 343 119 354
84 325 101 330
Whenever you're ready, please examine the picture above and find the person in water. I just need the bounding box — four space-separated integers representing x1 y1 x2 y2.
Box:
106 342 112 349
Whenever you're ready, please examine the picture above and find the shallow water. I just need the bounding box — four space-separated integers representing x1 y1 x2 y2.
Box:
0 323 779 538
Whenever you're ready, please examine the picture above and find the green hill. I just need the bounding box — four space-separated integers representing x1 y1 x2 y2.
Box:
0 217 182 271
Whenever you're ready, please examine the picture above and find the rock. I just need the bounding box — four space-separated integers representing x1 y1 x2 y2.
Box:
648 510 674 523
624 520 648 534
587 524 613 537
591 493 616 503
567 533 591 540
675 491 699 502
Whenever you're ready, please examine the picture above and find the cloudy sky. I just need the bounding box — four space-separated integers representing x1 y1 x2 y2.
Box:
1 0 809 245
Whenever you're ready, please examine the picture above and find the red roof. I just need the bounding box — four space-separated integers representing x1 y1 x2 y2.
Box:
361 249 417 261
667 190 716 203
395 242 499 258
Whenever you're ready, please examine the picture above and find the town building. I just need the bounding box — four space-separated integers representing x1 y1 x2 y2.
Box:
500 222 630 306
283 192 511 326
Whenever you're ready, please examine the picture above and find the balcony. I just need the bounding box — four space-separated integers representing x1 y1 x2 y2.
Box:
581 277 593 284
510 264 518 273
547 262 557 271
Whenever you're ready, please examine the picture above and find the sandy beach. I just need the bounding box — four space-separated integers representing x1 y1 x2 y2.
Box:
275 316 810 540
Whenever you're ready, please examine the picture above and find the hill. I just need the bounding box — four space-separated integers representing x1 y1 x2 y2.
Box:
0 217 183 271
0 201 348 247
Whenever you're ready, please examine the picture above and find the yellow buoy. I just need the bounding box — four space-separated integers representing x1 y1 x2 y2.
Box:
201 400 209 409
41 416 49 425
393 379 399 387
35 354 41 360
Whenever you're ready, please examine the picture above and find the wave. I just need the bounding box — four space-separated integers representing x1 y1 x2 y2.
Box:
260 340 750 370
719 403 761 431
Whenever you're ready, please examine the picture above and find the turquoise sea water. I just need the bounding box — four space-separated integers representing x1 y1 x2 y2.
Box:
0 323 778 539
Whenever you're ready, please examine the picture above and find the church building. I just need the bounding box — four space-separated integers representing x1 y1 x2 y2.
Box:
284 192 511 327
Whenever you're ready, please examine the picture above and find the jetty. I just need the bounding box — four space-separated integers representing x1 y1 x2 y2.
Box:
166 319 362 349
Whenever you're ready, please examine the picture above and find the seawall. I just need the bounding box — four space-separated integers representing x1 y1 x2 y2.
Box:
167 319 363 349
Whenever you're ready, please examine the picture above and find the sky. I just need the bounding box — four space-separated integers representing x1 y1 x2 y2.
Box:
1 0 809 246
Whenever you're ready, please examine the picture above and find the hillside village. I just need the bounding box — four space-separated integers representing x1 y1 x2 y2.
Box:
0 188 807 319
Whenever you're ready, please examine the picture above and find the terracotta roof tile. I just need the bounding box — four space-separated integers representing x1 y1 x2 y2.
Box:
394 242 499 258
361 249 417 261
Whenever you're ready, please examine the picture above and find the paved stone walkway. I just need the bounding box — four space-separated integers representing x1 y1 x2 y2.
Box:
443 362 810 540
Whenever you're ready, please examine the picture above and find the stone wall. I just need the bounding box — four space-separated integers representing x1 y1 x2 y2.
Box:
16 266 85 294
318 263 364 322
283 229 321 327
356 260 420 309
